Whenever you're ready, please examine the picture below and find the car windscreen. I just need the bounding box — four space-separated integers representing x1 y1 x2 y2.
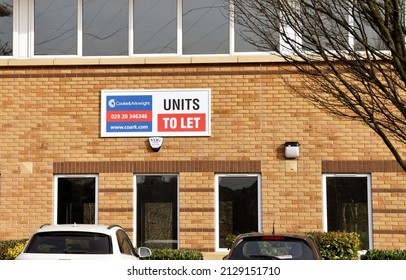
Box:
233 237 316 260
25 231 112 254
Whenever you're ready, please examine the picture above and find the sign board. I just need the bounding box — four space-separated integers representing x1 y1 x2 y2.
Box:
101 89 211 137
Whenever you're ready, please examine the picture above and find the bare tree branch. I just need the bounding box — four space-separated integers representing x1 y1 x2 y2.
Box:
231 0 406 171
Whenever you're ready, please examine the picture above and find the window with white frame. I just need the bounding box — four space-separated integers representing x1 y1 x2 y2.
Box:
133 0 177 54
12 0 233 57
82 0 128 56
233 1 279 53
4 0 393 57
216 174 261 250
54 175 98 225
301 0 350 52
34 0 77 55
135 175 179 249
323 174 372 250
353 9 388 51
182 0 229 54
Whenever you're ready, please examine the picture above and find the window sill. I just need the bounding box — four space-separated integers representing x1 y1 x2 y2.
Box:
0 54 286 67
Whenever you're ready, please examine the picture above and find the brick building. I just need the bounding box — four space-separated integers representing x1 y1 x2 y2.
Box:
0 1 405 259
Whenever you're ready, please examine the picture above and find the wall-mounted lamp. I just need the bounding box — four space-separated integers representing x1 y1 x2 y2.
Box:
285 142 300 159
149 137 164 152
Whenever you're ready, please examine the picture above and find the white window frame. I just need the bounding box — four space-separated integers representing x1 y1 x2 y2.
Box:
176 0 182 55
11 0 392 58
77 0 83 57
322 173 373 249
14 0 29 58
133 174 180 249
53 174 99 225
215 173 262 252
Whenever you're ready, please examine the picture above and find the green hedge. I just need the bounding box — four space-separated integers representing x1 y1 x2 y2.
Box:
0 239 28 260
142 248 203 260
0 239 203 260
309 231 361 260
361 249 406 260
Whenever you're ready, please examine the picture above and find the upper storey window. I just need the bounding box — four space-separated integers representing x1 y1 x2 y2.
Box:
133 0 177 54
0 0 12 56
82 0 128 56
35 0 128 56
4 0 392 58
29 0 232 57
183 0 229 54
34 0 77 55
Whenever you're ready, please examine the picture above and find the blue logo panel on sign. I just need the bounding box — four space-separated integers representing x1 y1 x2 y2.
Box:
106 95 152 111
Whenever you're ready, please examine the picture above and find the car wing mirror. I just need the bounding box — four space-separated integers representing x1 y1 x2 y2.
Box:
137 247 152 258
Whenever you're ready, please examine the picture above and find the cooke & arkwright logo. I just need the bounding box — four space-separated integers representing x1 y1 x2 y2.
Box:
108 99 116 108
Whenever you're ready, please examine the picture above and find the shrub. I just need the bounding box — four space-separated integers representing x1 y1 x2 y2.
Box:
0 239 28 260
142 249 203 260
361 250 406 260
6 242 26 260
225 234 237 250
309 231 361 260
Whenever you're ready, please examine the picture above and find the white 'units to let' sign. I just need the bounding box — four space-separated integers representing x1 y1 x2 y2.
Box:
101 89 211 137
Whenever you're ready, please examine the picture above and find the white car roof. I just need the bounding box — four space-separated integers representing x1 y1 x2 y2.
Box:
35 224 120 235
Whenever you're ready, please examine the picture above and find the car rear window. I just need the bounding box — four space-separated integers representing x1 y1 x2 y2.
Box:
234 237 315 260
25 231 112 254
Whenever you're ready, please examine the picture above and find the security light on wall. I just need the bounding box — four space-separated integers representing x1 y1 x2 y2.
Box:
285 142 300 159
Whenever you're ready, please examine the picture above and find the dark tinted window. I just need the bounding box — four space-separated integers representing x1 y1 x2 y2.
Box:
218 176 259 248
57 177 96 224
25 232 112 254
231 238 315 260
136 175 178 249
326 176 369 249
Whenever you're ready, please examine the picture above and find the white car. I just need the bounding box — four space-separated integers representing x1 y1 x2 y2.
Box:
15 224 151 260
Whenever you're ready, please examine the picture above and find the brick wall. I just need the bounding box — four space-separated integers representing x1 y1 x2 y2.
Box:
98 173 134 232
179 172 214 252
0 62 404 251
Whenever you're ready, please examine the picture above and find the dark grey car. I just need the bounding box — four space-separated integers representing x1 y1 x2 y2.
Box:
223 232 322 260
